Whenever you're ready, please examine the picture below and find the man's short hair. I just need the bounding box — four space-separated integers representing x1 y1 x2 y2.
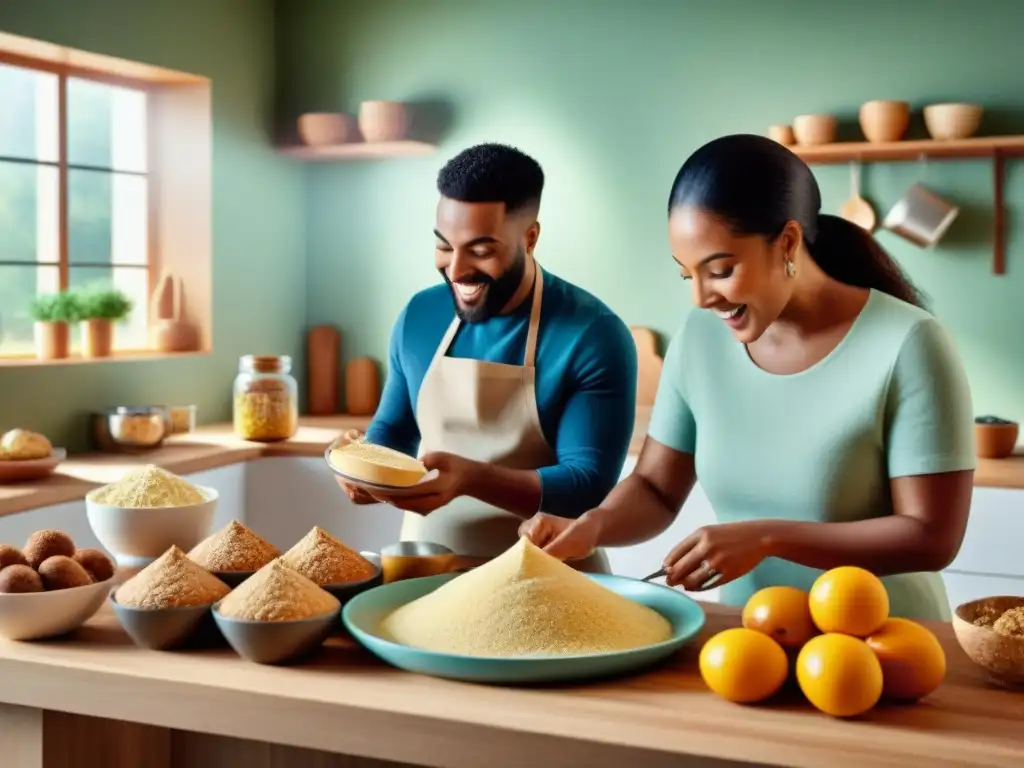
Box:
436 143 544 216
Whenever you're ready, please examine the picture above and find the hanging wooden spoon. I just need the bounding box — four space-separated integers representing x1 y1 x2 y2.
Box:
839 161 876 232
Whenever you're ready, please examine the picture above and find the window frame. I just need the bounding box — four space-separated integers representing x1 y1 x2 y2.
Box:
0 48 160 358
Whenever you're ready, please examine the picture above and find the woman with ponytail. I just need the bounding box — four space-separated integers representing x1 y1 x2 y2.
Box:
521 134 975 621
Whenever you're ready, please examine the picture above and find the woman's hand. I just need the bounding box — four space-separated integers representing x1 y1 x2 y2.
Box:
368 452 474 515
663 521 774 591
518 512 603 561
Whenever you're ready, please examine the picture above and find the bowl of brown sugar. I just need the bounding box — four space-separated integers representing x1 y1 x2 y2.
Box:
953 595 1024 688
279 526 382 605
111 545 231 650
187 520 279 587
213 559 341 664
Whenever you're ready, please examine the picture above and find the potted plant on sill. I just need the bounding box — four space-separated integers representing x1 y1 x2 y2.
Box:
28 291 81 361
75 286 133 359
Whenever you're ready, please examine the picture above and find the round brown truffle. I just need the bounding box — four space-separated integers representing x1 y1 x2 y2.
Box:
0 564 44 593
72 548 115 583
37 556 92 591
23 529 76 569
0 543 28 570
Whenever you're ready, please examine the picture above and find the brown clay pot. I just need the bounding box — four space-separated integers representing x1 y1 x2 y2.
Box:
974 422 1019 459
81 319 113 358
34 321 69 360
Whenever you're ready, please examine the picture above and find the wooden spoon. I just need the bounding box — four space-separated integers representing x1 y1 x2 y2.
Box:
839 162 876 232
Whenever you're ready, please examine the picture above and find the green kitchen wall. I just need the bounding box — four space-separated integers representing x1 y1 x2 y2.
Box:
2 0 1023 454
0 0 305 450
278 0 1024 426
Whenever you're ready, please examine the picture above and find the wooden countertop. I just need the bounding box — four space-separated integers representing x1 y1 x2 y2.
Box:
0 601 1019 767
1 412 1022 519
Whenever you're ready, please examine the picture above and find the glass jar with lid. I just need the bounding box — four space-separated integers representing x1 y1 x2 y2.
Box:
233 354 298 442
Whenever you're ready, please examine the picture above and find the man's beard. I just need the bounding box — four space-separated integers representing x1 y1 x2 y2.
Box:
442 247 527 323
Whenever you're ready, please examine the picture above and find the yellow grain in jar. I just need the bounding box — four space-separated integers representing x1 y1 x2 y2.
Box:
233 354 298 442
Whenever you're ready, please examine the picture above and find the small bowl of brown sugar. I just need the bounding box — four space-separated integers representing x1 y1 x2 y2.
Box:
187 520 280 587
111 545 231 650
952 595 1024 688
280 526 382 605
0 530 116 641
213 559 341 664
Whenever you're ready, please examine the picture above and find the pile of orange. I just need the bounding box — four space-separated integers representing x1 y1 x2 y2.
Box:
698 567 946 717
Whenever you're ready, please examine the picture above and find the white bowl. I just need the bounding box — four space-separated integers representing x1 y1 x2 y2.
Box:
0 578 113 641
85 486 218 568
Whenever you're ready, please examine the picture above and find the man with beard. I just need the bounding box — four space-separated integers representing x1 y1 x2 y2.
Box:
337 143 637 571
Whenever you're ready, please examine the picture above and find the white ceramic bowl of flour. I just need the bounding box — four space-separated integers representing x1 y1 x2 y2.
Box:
85 488 218 568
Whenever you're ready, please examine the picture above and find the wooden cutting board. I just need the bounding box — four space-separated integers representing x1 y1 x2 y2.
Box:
630 326 662 407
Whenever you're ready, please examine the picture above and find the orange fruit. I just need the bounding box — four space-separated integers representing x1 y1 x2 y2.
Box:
699 627 788 704
796 633 883 717
742 586 818 649
865 618 946 701
808 566 889 637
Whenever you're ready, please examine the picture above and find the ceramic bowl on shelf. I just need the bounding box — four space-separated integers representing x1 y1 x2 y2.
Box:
297 112 358 146
212 604 340 665
858 100 910 143
357 100 409 143
923 103 983 140
767 124 795 146
85 487 218 568
0 448 67 484
0 577 114 641
792 114 837 146
952 596 1024 688
109 593 222 651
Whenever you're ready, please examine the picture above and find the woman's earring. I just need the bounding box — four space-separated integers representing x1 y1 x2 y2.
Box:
784 258 797 278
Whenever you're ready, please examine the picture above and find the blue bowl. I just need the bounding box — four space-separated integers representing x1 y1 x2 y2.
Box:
342 573 706 684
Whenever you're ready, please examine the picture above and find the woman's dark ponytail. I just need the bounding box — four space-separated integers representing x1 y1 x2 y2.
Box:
668 134 927 310
809 214 927 309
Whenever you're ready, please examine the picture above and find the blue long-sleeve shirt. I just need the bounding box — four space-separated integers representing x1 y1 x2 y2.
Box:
364 268 638 518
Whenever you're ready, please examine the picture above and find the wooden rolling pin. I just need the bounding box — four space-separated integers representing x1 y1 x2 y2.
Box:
306 325 341 415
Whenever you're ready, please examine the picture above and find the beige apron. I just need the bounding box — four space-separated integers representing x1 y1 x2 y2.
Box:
401 264 610 573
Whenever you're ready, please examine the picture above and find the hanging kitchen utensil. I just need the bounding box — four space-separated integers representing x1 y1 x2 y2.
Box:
838 162 876 232
882 156 959 248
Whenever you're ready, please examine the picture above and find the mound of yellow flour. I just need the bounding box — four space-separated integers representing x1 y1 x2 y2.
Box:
379 538 672 658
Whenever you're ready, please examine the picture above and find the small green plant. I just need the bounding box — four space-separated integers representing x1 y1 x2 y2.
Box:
27 291 82 324
76 286 134 322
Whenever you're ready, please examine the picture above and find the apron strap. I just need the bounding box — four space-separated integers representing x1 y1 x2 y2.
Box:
523 263 543 368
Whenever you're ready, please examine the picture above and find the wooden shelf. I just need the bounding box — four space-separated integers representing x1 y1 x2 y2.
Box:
792 135 1024 164
794 135 1024 277
0 350 209 368
278 141 436 161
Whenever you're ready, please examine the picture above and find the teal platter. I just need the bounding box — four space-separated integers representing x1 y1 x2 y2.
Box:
342 572 706 684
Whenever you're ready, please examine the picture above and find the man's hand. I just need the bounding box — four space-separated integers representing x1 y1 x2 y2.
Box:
369 451 476 515
331 429 378 505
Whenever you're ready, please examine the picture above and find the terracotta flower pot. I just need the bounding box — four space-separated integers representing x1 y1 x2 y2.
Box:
34 321 69 360
81 319 113 358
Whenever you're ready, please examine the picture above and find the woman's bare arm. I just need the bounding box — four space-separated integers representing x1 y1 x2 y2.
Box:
583 436 698 547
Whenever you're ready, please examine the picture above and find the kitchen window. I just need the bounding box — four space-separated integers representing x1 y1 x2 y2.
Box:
0 33 213 365
0 62 152 354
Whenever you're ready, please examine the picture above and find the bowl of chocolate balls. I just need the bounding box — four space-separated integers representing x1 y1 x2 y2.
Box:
0 528 116 641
